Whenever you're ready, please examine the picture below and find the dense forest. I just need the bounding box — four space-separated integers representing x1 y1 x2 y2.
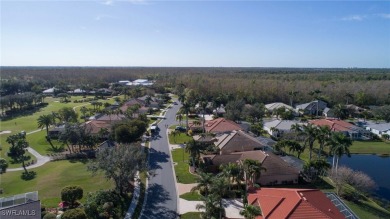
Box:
1 67 390 106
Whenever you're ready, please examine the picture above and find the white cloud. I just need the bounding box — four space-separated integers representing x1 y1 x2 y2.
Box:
342 15 366 21
377 13 390 19
127 0 149 5
102 0 114 6
95 15 117 21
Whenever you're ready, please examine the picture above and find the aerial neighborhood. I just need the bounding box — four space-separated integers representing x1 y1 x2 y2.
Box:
0 68 389 219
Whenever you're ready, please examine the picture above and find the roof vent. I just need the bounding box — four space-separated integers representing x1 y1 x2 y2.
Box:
303 197 307 201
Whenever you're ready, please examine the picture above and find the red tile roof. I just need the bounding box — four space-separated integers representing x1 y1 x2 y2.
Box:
204 118 243 133
309 119 355 132
84 120 112 134
248 188 345 219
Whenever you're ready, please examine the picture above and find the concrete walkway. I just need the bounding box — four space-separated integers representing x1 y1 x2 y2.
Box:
7 147 51 172
124 172 141 219
7 129 52 172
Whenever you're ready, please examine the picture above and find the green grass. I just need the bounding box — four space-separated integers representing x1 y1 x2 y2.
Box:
344 199 390 219
180 192 202 201
169 132 193 144
350 140 390 155
0 160 114 207
171 148 198 184
181 212 201 219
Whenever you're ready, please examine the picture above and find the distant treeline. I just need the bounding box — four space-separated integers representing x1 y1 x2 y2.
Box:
1 66 389 106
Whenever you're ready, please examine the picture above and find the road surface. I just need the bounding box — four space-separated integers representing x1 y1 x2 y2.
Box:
141 101 181 219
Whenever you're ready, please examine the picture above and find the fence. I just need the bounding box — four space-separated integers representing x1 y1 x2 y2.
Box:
0 191 38 209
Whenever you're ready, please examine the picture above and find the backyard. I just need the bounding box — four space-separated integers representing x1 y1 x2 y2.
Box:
0 160 114 207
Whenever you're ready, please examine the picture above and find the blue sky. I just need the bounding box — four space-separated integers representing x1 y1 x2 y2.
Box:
1 0 389 67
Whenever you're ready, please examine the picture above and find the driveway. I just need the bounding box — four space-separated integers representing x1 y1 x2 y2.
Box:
140 101 181 219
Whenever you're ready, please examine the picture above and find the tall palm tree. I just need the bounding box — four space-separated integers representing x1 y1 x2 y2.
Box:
219 162 241 191
288 90 299 107
196 193 222 219
182 101 191 131
80 106 88 121
185 140 203 168
191 171 214 196
328 132 352 173
300 123 318 162
240 204 262 219
210 176 230 219
242 159 266 188
315 125 331 159
37 114 54 136
309 89 322 117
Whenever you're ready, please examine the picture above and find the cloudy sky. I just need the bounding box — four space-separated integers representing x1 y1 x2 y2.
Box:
1 0 389 67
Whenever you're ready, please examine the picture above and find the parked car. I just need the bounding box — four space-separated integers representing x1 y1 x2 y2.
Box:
173 102 178 105
175 126 186 132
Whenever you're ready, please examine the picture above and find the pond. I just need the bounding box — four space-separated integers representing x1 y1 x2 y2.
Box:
335 154 390 201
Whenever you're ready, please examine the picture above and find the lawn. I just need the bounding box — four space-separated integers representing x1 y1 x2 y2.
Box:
171 148 198 184
0 160 114 207
180 192 202 201
169 132 193 144
181 212 201 219
350 140 390 155
27 131 64 155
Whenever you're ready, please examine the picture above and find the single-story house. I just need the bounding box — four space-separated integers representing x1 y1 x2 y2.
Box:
120 98 146 113
214 130 266 155
365 121 390 138
126 79 154 86
43 87 56 95
247 188 345 219
323 107 336 118
118 80 131 85
213 104 226 116
48 125 66 139
296 100 327 116
310 118 371 140
265 102 295 113
204 118 243 134
263 120 301 137
202 151 299 186
84 120 112 137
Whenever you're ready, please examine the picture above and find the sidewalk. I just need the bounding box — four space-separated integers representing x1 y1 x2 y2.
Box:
124 172 141 219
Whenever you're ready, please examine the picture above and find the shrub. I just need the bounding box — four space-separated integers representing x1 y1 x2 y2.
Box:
61 208 87 219
61 186 83 208
43 212 57 219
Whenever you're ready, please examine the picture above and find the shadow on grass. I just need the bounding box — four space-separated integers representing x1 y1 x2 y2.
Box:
21 171 37 181
141 183 178 219
68 158 89 164
354 200 390 218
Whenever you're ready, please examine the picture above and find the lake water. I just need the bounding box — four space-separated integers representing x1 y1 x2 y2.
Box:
335 154 390 201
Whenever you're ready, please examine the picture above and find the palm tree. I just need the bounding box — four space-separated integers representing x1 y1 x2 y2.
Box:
185 140 204 169
315 125 331 159
300 123 318 162
220 162 241 191
80 106 88 121
328 132 352 173
240 204 262 219
210 176 230 219
191 171 214 196
288 90 299 107
182 101 191 131
196 193 222 219
309 89 322 116
37 114 54 136
242 159 266 188
345 92 354 105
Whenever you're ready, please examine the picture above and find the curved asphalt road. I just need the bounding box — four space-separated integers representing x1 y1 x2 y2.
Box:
141 100 181 219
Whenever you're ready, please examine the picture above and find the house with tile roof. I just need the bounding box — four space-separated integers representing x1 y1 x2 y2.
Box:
202 151 299 186
296 100 327 116
310 118 371 140
263 120 301 137
247 188 345 219
204 118 243 134
213 130 265 155
120 98 147 113
365 121 390 138
84 120 112 137
265 102 295 113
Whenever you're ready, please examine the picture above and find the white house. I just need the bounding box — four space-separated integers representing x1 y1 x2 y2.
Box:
265 102 295 113
126 79 154 86
365 122 390 138
118 80 131 85
296 100 327 116
43 87 56 95
263 119 301 137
